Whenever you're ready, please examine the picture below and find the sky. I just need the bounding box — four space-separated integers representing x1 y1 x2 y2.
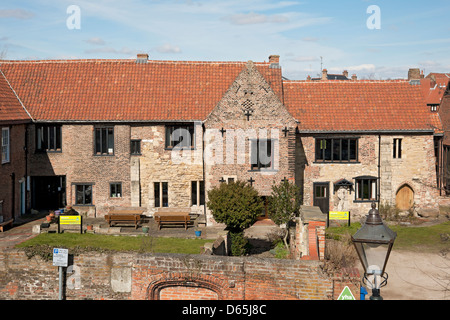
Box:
1 0 450 80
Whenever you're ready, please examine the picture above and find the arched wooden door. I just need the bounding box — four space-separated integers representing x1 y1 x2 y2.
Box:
396 185 414 211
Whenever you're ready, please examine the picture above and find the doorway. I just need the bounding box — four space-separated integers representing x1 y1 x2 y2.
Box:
396 184 414 211
313 182 329 214
31 176 66 210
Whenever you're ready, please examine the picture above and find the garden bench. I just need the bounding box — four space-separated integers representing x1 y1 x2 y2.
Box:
0 219 13 232
105 209 144 229
154 211 191 230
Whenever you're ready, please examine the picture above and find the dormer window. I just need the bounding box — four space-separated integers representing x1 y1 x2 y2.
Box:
429 104 438 112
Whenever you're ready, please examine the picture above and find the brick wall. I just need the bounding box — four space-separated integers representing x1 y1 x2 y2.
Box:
0 249 359 300
0 124 27 221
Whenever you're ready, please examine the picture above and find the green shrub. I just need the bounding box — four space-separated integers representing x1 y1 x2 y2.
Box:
207 181 263 255
230 231 250 256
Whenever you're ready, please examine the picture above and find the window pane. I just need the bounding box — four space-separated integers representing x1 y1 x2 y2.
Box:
191 181 197 206
250 140 258 169
56 126 61 150
259 140 272 168
76 185 84 204
362 180 369 199
84 185 92 204
324 139 332 160
315 139 323 160
371 180 376 199
49 126 55 150
349 140 357 160
101 128 107 154
162 182 168 207
332 139 341 161
154 182 160 207
107 128 114 153
95 129 101 153
199 181 205 205
341 139 349 161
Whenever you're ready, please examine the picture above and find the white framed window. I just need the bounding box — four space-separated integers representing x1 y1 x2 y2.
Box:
2 127 10 164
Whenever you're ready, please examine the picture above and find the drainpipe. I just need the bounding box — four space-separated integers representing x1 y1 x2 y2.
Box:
202 122 207 226
378 134 381 207
10 172 15 220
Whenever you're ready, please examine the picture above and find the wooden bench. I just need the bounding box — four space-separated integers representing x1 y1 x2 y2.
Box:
154 212 191 230
105 209 144 229
0 219 13 232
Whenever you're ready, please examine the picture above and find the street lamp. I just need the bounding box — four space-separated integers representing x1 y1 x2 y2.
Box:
351 202 397 300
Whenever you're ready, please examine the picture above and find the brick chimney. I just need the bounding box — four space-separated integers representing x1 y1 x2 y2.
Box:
322 69 328 80
351 74 357 81
136 53 149 64
343 70 349 78
269 55 280 69
408 68 421 80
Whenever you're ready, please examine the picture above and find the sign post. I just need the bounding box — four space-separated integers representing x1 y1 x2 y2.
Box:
53 248 68 300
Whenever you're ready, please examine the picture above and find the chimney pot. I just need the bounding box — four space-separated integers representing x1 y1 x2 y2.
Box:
351 74 357 80
322 69 328 80
343 70 349 78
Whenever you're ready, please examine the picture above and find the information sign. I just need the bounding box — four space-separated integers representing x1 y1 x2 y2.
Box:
53 248 69 267
327 211 350 227
59 215 81 225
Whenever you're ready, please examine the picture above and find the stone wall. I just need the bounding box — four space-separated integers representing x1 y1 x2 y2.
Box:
0 249 359 300
296 133 440 218
204 61 297 224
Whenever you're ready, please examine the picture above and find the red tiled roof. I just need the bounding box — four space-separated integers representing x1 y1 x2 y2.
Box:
0 70 30 123
283 80 442 133
421 73 450 105
0 59 279 122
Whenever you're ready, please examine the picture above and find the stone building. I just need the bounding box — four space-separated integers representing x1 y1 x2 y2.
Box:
0 54 444 223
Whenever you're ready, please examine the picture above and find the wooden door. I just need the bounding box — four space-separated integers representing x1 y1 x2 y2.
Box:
396 185 414 211
313 183 329 214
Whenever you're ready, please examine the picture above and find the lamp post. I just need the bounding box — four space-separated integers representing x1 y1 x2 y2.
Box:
351 202 397 300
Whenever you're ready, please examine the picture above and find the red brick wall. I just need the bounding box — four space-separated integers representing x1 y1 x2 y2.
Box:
0 250 359 300
0 124 27 221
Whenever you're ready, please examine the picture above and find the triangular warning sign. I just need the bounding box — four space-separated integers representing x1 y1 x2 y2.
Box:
338 286 355 300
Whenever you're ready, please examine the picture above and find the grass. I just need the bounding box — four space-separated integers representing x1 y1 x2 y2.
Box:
326 221 450 253
16 233 214 255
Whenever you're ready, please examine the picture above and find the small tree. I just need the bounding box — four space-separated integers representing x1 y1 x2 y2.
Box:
268 180 301 251
207 181 263 256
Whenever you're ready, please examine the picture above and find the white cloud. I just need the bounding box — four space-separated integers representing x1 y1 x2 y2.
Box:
224 12 289 25
84 46 137 55
85 37 106 46
154 44 182 54
329 64 376 72
0 9 34 19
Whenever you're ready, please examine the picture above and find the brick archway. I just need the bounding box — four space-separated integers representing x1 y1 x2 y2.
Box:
146 272 226 300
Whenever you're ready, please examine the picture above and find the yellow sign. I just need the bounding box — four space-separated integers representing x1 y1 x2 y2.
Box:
329 211 349 220
59 215 81 225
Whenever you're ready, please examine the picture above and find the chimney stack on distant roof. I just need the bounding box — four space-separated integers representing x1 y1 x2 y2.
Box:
343 70 349 78
322 69 328 80
136 53 149 64
269 54 280 69
408 68 422 80
351 74 357 81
